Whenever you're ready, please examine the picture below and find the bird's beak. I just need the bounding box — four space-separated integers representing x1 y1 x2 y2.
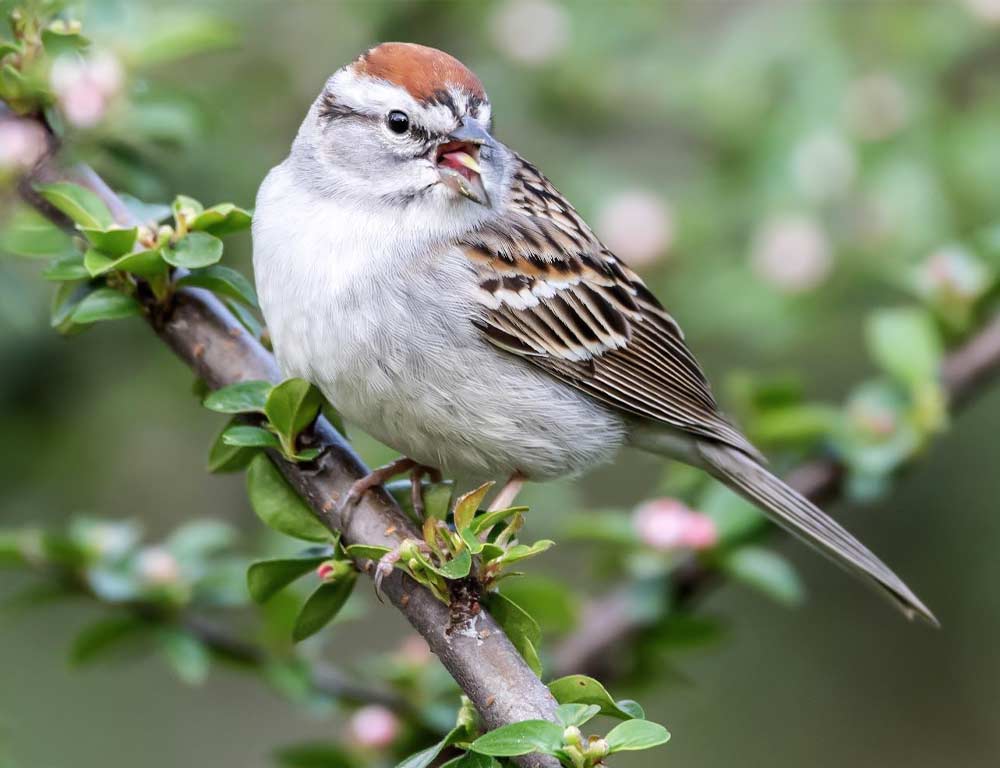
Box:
436 116 491 206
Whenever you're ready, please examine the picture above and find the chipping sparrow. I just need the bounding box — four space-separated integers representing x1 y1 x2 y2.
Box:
253 43 935 624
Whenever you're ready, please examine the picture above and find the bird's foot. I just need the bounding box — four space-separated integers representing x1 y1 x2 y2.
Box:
339 457 419 515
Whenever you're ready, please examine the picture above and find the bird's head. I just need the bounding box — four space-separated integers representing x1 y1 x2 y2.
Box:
292 43 511 224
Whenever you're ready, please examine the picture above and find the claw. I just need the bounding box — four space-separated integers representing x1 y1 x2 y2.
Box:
372 538 433 603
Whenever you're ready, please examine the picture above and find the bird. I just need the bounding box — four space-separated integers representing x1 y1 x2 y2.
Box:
252 42 936 625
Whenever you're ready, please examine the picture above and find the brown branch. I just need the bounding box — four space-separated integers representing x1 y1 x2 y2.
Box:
19 156 560 766
553 311 1000 679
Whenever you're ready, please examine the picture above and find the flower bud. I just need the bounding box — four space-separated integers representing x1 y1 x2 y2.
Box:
584 737 609 759
633 498 719 552
562 726 582 746
316 561 337 582
347 705 400 749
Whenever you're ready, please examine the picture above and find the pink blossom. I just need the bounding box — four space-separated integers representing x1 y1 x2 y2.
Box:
596 190 675 268
347 705 400 749
397 635 433 666
633 499 718 552
135 547 181 585
751 214 832 294
0 117 48 170
49 50 124 128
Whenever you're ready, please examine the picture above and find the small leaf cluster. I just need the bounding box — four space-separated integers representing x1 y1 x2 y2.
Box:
398 677 668 768
29 182 254 334
204 378 326 464
347 481 553 605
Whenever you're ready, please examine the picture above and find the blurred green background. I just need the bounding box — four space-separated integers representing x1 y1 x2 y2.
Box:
2 1 1000 766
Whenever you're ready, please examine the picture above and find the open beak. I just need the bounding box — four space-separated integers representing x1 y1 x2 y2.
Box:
437 116 491 206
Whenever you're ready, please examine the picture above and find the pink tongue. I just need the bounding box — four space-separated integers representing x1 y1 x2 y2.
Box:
440 151 475 179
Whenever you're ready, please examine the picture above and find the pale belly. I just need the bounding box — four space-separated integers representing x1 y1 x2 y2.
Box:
262 252 625 481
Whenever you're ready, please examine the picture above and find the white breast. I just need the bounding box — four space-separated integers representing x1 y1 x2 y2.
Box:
252 161 625 481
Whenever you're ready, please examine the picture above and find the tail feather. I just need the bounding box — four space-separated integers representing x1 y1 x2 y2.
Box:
696 441 938 626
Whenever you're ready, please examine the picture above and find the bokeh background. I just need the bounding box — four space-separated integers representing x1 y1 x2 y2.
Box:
2 1 1000 767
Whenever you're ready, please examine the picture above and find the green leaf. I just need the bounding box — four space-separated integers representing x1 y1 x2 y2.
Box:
422 481 454 521
498 540 554 566
247 554 328 603
118 194 171 226
35 182 114 229
866 308 943 389
397 726 465 768
1 207 73 258
163 231 223 268
207 420 257 473
81 226 138 257
222 425 281 449
292 573 357 642
499 577 578 635
470 506 528 536
203 380 271 414
246 455 330 542
176 264 258 307
484 592 542 676
70 288 142 324
454 482 493 532
158 629 211 685
190 203 253 237
555 703 601 728
429 548 472 580
84 247 166 279
605 719 670 753
439 753 499 768
172 194 204 219
547 675 642 720
70 616 149 666
469 721 563 757
265 378 324 444
719 546 804 607
275 743 358 768
698 483 765 545
344 544 392 561
42 253 88 281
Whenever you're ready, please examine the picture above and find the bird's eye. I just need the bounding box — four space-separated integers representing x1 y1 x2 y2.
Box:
387 110 410 134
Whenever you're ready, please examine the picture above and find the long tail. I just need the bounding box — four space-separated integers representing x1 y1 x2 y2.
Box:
696 441 938 626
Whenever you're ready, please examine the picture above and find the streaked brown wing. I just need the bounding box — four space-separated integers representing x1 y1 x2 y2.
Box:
463 156 759 458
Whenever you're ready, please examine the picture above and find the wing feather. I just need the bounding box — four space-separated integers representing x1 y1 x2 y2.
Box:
462 155 760 459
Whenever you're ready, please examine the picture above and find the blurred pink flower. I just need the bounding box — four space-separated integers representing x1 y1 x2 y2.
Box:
915 245 992 303
596 190 675 268
135 547 181 586
50 50 124 128
843 73 908 142
633 498 718 551
397 634 433 666
348 705 400 749
751 214 832 294
490 0 570 66
0 117 48 170
964 0 1000 23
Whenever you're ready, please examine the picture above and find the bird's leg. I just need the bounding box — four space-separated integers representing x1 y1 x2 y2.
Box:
340 456 418 513
488 471 527 511
409 465 443 520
